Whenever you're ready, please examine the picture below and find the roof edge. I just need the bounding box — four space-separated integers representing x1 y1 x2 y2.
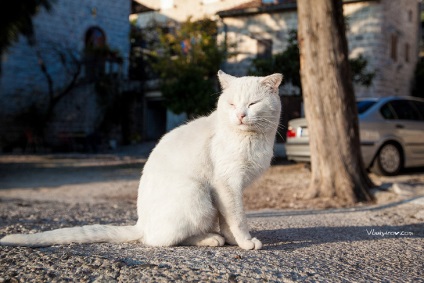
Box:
216 0 379 18
217 2 296 18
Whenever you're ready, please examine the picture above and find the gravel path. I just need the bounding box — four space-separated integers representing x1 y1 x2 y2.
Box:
0 144 423 282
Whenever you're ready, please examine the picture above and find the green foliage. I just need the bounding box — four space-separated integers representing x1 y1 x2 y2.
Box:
0 0 56 54
412 57 424 99
148 17 226 117
248 30 301 93
349 54 375 87
254 30 301 89
248 30 375 94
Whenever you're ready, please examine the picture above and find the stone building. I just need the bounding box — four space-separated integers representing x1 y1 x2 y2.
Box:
217 0 421 98
131 0 421 143
133 0 421 98
134 0 249 24
0 0 134 151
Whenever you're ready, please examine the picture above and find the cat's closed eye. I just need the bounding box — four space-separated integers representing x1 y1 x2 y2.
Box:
248 100 261 107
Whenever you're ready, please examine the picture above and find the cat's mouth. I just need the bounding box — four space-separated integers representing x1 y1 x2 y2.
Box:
236 122 255 131
238 117 250 126
233 117 256 131
237 120 247 126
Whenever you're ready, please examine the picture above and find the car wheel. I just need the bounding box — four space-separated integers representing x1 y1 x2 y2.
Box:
372 143 403 176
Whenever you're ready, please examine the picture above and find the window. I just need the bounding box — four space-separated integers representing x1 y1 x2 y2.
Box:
381 100 422 121
356 100 376 114
390 34 398 61
408 10 413 23
410 101 424 120
380 103 396 120
257 39 273 59
405 43 410 63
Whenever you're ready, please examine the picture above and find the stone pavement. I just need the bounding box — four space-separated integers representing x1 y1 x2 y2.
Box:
1 196 423 282
0 147 423 282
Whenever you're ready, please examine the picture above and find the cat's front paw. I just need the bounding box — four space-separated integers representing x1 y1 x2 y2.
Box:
238 237 262 250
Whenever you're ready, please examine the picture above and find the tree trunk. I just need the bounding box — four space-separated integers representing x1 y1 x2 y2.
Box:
297 0 374 205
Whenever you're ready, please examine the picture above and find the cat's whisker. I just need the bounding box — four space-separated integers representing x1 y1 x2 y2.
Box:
251 122 272 133
275 131 286 142
255 118 287 131
250 118 279 129
250 118 286 142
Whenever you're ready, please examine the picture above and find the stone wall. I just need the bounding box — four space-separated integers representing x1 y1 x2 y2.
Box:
44 84 102 149
345 0 420 97
219 0 420 98
0 0 131 150
220 11 298 80
344 1 384 97
379 0 420 97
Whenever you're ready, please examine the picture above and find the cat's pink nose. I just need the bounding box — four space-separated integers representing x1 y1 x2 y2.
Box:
237 113 246 122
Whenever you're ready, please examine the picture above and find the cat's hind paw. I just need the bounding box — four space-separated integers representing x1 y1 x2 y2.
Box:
182 233 225 247
211 234 226 247
238 237 262 250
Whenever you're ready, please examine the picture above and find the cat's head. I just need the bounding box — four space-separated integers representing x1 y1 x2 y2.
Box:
217 70 283 133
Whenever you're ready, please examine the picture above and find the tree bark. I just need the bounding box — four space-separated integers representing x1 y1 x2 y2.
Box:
297 0 374 204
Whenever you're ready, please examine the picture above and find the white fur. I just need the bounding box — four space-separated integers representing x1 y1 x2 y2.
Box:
0 70 283 250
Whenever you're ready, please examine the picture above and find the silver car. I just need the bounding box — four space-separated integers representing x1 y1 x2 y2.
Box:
285 96 424 176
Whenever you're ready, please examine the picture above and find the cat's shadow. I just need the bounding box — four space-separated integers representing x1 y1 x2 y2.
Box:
252 223 423 251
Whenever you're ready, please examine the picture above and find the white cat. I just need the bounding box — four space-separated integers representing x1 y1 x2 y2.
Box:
0 70 283 250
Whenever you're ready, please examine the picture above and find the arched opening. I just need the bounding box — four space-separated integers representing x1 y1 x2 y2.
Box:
84 26 107 80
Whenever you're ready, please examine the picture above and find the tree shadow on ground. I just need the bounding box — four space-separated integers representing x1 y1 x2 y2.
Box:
253 223 423 251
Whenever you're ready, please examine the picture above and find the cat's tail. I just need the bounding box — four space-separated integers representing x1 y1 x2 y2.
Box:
0 224 142 247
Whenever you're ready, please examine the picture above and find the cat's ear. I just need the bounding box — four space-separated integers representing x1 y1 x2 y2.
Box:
260 73 283 91
217 70 237 89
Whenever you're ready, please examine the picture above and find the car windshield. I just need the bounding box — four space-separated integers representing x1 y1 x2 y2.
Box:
356 100 377 114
